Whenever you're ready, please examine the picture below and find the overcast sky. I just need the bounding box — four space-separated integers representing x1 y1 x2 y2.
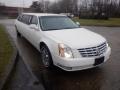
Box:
0 0 55 7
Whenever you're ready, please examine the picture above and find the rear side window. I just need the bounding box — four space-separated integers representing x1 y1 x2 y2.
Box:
21 15 31 25
21 15 26 23
30 16 38 25
17 15 23 21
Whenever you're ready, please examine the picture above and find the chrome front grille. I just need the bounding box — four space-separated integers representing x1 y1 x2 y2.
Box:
78 42 107 57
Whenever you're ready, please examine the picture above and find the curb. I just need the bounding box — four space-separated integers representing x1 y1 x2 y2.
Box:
18 51 45 90
0 24 45 90
19 54 40 84
0 25 18 90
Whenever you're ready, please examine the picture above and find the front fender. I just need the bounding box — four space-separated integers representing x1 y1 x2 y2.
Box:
40 37 59 62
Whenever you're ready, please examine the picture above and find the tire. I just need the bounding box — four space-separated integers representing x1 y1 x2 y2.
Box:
16 30 21 37
15 26 21 37
40 45 54 69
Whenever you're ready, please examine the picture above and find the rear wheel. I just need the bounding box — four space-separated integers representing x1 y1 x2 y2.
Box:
40 45 54 69
15 26 21 37
16 30 21 37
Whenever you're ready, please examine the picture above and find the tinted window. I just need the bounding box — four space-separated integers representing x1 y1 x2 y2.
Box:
25 15 31 24
20 15 31 24
30 16 38 25
21 15 26 23
17 15 23 21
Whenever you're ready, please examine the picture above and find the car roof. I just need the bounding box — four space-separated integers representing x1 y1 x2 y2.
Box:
22 13 66 17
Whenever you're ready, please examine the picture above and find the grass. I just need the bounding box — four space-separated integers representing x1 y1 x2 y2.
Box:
73 17 120 27
0 25 13 77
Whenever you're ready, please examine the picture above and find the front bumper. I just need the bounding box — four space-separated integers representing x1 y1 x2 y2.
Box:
53 47 111 71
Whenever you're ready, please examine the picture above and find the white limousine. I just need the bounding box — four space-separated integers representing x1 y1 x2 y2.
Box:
15 13 111 71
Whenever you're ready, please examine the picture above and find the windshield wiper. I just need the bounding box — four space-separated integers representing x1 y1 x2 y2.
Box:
63 27 79 29
44 28 61 31
43 27 80 31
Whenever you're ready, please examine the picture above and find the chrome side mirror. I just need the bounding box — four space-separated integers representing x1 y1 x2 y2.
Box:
76 22 80 26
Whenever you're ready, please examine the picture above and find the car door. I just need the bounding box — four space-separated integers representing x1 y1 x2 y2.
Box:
22 15 33 41
19 15 28 37
28 15 41 50
17 15 30 38
16 14 26 36
16 14 23 33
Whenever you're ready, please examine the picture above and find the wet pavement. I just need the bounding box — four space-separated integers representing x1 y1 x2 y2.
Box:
0 19 120 90
3 56 44 90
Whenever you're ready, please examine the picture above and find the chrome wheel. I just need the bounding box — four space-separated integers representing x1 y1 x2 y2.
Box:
41 46 50 67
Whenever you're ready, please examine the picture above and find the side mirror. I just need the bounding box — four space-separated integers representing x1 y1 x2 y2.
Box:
29 24 39 31
76 22 80 26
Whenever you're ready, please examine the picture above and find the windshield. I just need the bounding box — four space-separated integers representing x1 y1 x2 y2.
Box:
39 16 79 31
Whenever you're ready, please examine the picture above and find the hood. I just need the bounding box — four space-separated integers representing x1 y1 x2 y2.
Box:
44 28 106 49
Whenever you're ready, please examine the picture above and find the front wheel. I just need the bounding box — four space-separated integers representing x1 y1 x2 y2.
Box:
40 45 54 69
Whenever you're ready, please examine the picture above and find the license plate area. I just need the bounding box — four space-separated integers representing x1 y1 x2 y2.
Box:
94 56 104 66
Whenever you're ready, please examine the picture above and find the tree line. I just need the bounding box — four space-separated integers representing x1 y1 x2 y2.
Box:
0 0 120 19
30 0 120 19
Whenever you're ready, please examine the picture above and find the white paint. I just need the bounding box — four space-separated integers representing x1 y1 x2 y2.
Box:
15 13 111 71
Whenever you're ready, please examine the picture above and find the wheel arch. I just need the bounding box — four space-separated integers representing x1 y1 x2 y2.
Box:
39 41 54 66
39 39 59 64
39 41 51 52
40 42 47 49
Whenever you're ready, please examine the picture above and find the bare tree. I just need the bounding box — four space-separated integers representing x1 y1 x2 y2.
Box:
30 0 120 18
30 1 44 12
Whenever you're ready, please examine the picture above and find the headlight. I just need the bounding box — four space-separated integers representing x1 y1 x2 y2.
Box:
58 43 73 58
106 42 109 47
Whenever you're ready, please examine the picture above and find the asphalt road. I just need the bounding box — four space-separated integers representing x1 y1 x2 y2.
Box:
0 19 120 90
3 56 44 90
